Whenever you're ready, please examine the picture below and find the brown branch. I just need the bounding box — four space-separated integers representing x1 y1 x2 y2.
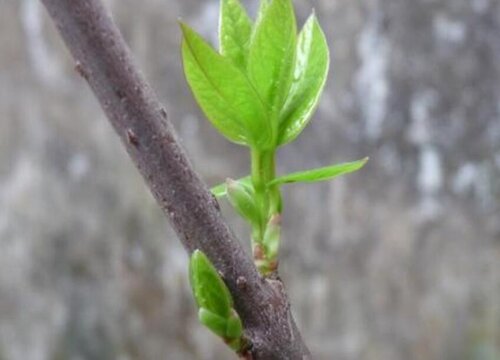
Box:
39 0 312 358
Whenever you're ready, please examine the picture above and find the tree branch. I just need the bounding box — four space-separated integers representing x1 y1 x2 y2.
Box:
39 0 311 358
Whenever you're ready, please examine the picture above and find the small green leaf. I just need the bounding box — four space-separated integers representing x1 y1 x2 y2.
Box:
191 252 244 350
262 214 281 260
198 309 243 351
211 182 228 198
248 0 297 133
211 175 251 198
278 12 330 145
219 0 252 69
268 158 369 186
225 309 243 339
189 250 233 318
226 178 262 226
198 308 228 339
181 23 272 148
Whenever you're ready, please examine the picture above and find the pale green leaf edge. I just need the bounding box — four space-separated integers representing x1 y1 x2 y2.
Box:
211 176 251 198
189 249 233 317
218 0 253 68
180 23 273 149
278 12 330 146
247 0 297 142
268 158 369 186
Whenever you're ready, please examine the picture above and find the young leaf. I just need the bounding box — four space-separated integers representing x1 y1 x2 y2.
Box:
211 175 251 198
198 308 229 339
211 182 228 198
278 12 330 145
226 178 262 226
225 309 243 339
181 23 272 149
258 0 271 14
268 158 368 186
199 308 242 349
247 0 297 128
263 214 281 260
189 250 233 318
219 0 252 69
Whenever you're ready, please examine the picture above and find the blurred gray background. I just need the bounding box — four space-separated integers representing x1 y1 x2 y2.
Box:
0 0 499 359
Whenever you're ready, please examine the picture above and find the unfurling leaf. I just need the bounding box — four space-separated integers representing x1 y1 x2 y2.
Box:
211 175 251 198
198 308 243 350
190 250 243 349
226 178 261 226
189 249 233 318
278 12 329 145
247 0 297 136
211 182 228 199
198 308 228 338
225 309 243 339
268 158 369 186
219 0 252 69
181 23 272 149
263 214 281 260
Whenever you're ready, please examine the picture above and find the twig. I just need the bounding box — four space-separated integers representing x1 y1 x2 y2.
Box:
38 0 312 358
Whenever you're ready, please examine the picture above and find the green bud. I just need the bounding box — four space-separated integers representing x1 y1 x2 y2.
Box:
189 250 245 351
189 250 232 318
225 309 243 339
263 213 281 260
198 308 228 339
226 178 261 226
198 308 242 347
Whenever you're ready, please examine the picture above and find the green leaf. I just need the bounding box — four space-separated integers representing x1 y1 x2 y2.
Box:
191 252 243 349
211 182 227 198
198 308 242 346
248 0 297 131
258 0 271 14
278 12 330 145
225 309 243 339
189 250 233 318
219 0 252 69
211 175 251 198
181 23 272 149
198 308 228 339
268 158 369 186
226 178 262 226
262 214 281 260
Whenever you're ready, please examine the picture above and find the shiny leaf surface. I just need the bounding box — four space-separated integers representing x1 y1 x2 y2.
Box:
268 158 368 186
278 13 329 145
181 23 271 148
219 0 252 69
248 0 297 136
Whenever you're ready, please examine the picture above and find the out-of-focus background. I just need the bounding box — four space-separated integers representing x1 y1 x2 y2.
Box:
0 0 499 359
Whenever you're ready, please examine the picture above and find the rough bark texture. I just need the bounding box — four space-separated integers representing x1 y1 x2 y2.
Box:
37 0 311 359
0 0 499 359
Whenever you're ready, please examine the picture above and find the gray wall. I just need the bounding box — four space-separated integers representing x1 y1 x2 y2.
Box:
0 0 499 359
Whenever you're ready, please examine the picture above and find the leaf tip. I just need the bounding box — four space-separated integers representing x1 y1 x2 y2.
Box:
353 157 369 171
190 249 205 269
192 248 202 258
178 21 192 37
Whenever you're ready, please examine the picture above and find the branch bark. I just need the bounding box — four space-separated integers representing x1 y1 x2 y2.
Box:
39 0 312 358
